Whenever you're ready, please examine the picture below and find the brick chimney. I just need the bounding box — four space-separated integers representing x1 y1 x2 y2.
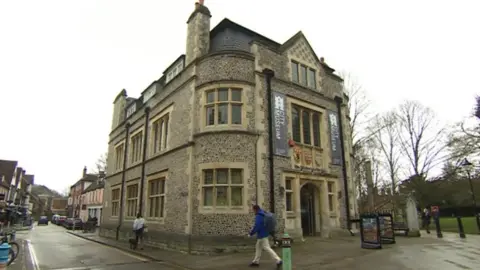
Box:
185 0 211 65
83 166 87 178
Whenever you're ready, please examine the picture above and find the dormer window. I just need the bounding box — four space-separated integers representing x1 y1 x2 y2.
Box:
165 61 184 84
291 61 316 89
126 103 136 118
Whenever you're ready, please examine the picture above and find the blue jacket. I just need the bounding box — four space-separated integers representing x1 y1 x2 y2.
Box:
249 209 269 239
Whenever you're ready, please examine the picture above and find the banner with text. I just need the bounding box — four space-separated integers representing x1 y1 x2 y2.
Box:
328 110 342 165
271 91 289 157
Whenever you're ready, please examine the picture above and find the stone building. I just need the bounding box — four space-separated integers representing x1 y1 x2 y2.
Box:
101 1 357 253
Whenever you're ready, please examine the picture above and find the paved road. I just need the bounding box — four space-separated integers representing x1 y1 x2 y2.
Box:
22 224 185 270
14 225 480 270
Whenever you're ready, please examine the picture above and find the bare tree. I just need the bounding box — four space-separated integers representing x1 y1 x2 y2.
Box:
371 111 401 191
91 153 107 174
340 72 372 201
396 101 447 178
448 96 480 160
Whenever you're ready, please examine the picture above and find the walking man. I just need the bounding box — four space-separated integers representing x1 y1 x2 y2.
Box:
423 207 431 234
133 213 146 250
249 205 282 268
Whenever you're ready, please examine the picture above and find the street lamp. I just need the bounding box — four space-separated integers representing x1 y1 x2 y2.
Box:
460 158 480 233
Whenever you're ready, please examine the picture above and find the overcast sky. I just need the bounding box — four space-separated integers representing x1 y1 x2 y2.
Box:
0 0 478 193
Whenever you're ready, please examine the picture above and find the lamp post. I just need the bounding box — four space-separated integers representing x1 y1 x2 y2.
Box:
460 158 480 233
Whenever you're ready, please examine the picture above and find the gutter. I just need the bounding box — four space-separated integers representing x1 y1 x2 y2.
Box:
117 122 130 240
263 68 276 213
334 97 351 231
138 107 150 215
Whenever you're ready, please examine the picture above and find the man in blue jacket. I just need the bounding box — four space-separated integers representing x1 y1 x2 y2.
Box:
249 205 282 268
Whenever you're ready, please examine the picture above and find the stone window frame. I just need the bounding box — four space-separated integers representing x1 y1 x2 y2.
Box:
198 162 250 214
129 127 144 166
113 141 125 173
149 105 174 157
146 171 168 223
126 183 139 218
287 98 329 168
285 177 294 213
327 181 336 215
199 83 248 132
290 59 317 90
291 104 323 148
111 188 121 217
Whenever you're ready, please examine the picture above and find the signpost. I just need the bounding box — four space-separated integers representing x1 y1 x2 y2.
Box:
378 212 395 244
360 213 382 249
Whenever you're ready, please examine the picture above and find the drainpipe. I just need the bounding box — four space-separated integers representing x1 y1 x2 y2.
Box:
263 68 275 213
138 107 150 215
334 97 351 231
255 134 261 204
117 122 130 240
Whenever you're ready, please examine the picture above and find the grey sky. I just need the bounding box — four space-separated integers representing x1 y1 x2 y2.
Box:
0 0 478 193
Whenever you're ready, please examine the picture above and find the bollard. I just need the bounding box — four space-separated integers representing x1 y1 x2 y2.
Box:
456 216 466 238
434 217 443 238
281 233 292 270
0 242 10 269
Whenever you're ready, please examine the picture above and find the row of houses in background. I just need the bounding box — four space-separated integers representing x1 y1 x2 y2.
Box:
0 159 35 223
67 167 105 225
0 159 71 221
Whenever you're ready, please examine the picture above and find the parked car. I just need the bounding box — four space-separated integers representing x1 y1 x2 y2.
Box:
38 216 49 225
56 216 67 226
63 218 83 230
51 214 60 224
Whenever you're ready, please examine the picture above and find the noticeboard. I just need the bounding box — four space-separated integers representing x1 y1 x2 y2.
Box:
360 213 382 249
378 213 396 244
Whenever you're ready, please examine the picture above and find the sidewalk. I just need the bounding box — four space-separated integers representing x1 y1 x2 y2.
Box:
66 230 444 270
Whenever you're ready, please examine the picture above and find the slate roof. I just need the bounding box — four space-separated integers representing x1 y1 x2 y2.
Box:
210 18 343 82
0 159 17 187
70 174 99 188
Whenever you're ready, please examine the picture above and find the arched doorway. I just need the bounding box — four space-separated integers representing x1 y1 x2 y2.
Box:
300 183 318 236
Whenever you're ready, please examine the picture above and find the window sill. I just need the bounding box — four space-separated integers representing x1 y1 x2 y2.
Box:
146 217 165 224
286 212 296 218
129 161 142 167
291 81 317 92
203 124 246 132
199 206 248 214
150 149 169 159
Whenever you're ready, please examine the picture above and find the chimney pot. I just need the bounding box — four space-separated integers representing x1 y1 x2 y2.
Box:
320 57 325 63
199 0 204 5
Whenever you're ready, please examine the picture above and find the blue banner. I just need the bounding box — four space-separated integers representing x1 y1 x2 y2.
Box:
271 92 289 157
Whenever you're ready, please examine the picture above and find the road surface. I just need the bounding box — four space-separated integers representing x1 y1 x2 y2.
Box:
21 224 184 270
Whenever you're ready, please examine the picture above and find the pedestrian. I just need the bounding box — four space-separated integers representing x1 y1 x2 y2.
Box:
248 205 282 268
423 207 431 234
133 213 146 250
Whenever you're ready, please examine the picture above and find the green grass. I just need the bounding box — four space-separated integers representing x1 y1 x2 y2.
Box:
440 217 479 234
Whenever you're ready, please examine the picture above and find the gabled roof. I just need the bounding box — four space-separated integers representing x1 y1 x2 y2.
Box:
0 160 17 186
71 174 99 188
210 18 343 82
82 180 105 194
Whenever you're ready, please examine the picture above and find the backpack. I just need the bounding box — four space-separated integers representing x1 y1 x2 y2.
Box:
264 211 276 233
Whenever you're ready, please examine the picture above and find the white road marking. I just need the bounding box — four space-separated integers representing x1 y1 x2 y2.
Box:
26 239 41 270
65 232 148 262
